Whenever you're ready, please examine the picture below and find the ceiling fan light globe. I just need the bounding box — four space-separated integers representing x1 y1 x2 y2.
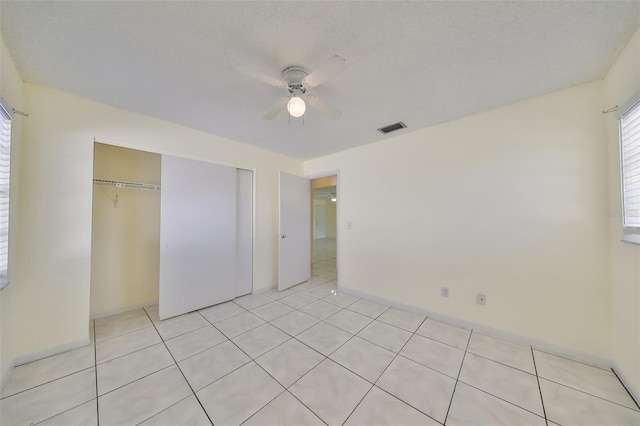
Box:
287 96 306 118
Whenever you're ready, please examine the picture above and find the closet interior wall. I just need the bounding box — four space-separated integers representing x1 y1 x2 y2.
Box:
91 143 161 317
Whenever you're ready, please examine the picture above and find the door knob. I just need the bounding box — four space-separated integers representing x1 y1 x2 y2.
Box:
281 234 287 239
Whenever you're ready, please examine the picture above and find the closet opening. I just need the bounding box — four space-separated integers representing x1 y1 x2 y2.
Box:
90 143 161 318
90 142 254 319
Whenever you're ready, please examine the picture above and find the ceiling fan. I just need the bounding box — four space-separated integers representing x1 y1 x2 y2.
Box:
236 55 347 120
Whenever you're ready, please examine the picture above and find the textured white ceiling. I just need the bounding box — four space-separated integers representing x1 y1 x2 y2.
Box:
1 1 638 159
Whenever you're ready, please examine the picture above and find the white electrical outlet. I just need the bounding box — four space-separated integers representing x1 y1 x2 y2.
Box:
441 287 449 297
477 293 487 305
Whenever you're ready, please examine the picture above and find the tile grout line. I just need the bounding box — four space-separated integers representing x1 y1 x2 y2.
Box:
95 364 176 402
448 332 549 422
540 376 640 412
0 367 96 400
0 267 331 424
280 334 369 425
464 348 536 376
95 340 166 367
141 307 215 426
340 382 375 425
611 368 640 410
455 379 549 420
246 281 467 362
184 284 556 426
532 350 640 410
237 388 327 426
283 295 392 369
443 326 473 425
363 314 444 425
227 272 366 424
201 309 330 426
531 347 549 426
534 347 611 371
97 268 437 425
342 313 423 425
61 259 637 426
95 276 451 425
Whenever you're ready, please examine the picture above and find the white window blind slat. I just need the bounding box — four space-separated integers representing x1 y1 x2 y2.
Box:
621 108 640 129
0 104 10 283
623 126 640 147
623 137 640 154
620 99 640 228
623 155 640 171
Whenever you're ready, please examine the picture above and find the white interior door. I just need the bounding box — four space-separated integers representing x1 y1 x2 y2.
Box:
235 169 253 297
279 172 311 290
159 155 236 319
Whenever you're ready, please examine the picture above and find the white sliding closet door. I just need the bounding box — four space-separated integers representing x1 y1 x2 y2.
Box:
159 155 236 320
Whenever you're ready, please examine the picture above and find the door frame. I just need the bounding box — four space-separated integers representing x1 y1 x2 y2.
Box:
307 169 340 287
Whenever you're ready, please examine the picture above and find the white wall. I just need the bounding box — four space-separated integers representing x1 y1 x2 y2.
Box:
91 144 161 317
11 83 302 362
306 81 611 358
604 27 640 399
0 36 24 385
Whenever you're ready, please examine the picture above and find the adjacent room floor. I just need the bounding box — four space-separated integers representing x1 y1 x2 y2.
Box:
1 239 638 425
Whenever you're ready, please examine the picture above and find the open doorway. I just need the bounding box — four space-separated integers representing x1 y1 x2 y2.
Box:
311 176 337 283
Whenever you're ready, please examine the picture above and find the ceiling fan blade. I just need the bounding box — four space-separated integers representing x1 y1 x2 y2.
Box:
263 97 289 120
306 95 342 119
235 65 286 88
303 55 347 88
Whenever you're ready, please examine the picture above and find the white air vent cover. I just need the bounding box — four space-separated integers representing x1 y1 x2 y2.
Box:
377 122 406 134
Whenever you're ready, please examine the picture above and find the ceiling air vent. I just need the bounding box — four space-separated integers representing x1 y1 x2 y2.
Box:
377 121 406 135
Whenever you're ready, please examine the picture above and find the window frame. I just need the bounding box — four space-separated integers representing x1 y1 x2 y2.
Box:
619 91 640 239
0 103 11 290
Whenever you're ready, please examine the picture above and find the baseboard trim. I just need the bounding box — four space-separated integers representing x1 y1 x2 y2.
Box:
90 300 158 320
1 337 91 393
338 285 613 369
1 359 16 393
253 285 274 295
13 337 90 368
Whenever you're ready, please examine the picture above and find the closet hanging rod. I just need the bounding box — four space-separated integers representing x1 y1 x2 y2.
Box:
93 179 160 191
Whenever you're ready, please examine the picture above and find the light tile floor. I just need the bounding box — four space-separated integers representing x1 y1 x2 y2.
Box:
2 239 639 425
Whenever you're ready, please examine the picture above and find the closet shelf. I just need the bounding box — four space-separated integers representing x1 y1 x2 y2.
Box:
93 178 160 191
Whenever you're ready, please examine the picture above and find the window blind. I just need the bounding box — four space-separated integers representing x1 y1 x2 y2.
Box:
0 104 11 286
620 99 640 228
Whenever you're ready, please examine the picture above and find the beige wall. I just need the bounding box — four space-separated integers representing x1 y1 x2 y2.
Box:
91 144 161 317
604 27 640 399
10 83 302 363
306 81 611 359
0 36 24 385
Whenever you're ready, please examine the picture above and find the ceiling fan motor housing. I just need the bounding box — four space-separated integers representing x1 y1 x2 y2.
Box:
282 66 309 96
